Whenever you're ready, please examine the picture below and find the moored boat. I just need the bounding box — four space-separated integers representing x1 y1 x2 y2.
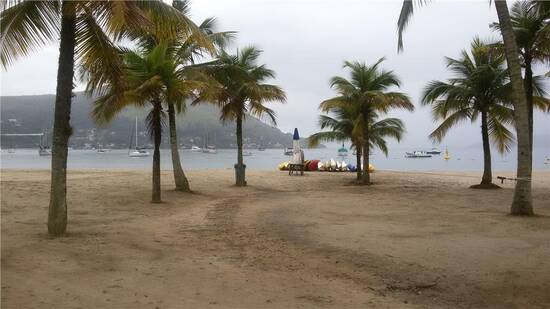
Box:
405 151 432 158
337 143 348 157
426 147 441 155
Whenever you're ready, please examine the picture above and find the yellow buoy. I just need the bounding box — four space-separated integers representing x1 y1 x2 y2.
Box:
444 147 451 160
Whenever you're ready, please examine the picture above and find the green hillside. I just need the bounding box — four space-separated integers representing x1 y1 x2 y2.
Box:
0 93 298 149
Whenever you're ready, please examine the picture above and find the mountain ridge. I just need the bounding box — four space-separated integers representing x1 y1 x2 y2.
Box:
0 93 308 149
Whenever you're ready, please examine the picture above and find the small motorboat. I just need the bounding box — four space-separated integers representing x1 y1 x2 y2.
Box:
284 147 293 156
426 147 442 155
405 151 432 158
243 151 253 156
190 145 202 152
258 146 266 151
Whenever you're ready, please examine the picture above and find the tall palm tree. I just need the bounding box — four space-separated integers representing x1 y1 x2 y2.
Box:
397 0 535 215
319 59 414 185
165 8 235 192
161 0 235 192
422 38 516 188
491 0 550 155
202 46 286 186
0 0 193 235
93 44 198 203
309 105 406 182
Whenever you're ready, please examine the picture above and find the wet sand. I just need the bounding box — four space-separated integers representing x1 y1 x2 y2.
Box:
1 169 549 308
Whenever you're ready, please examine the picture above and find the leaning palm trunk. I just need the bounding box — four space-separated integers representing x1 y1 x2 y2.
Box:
355 144 362 181
167 104 190 192
495 1 533 215
235 115 246 186
151 102 163 203
48 4 76 236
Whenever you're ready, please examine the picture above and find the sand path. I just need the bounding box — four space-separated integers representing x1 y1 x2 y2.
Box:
2 169 549 308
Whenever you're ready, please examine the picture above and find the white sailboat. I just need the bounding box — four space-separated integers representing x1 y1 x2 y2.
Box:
38 132 51 156
129 117 150 157
201 132 217 154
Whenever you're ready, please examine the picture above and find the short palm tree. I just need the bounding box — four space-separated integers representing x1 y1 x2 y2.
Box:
93 44 198 203
0 0 193 235
309 104 363 180
396 0 535 216
491 0 550 153
320 59 414 185
309 105 405 182
202 46 286 186
422 38 515 188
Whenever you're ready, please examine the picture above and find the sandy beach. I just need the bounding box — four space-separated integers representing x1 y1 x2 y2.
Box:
1 169 549 308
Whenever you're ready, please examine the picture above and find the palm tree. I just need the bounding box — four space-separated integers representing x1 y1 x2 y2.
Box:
491 0 550 155
309 105 406 182
150 0 235 192
309 104 364 181
0 0 194 235
397 0 535 215
93 44 197 203
165 7 235 192
202 47 286 186
422 38 516 188
319 59 414 185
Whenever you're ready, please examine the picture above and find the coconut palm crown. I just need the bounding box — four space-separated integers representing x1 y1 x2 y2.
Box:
200 46 286 186
319 58 414 184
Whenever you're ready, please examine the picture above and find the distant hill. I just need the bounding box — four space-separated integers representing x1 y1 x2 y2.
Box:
0 93 304 149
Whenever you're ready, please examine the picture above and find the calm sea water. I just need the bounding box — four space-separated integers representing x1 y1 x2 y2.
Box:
1 146 549 171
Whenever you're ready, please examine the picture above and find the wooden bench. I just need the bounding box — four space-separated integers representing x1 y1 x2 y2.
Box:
288 163 304 176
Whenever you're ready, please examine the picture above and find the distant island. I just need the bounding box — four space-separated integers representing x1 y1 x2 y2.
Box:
0 93 322 150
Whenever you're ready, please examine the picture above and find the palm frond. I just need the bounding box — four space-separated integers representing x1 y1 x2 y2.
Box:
0 0 60 68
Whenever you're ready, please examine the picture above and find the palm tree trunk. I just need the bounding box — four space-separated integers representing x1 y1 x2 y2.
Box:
495 0 533 215
235 115 246 186
48 2 76 236
355 144 362 181
523 56 534 158
480 111 493 185
361 144 370 185
151 101 162 203
168 104 190 192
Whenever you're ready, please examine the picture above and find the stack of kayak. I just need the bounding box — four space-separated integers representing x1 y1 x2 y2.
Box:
278 158 374 173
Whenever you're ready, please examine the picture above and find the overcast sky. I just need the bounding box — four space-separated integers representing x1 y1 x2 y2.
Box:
1 0 549 149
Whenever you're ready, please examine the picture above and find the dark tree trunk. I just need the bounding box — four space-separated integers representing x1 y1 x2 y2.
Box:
151 101 162 203
361 118 371 185
168 104 190 192
361 144 370 185
235 115 246 186
48 2 76 236
355 144 362 181
495 1 533 215
523 56 534 158
480 111 494 185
